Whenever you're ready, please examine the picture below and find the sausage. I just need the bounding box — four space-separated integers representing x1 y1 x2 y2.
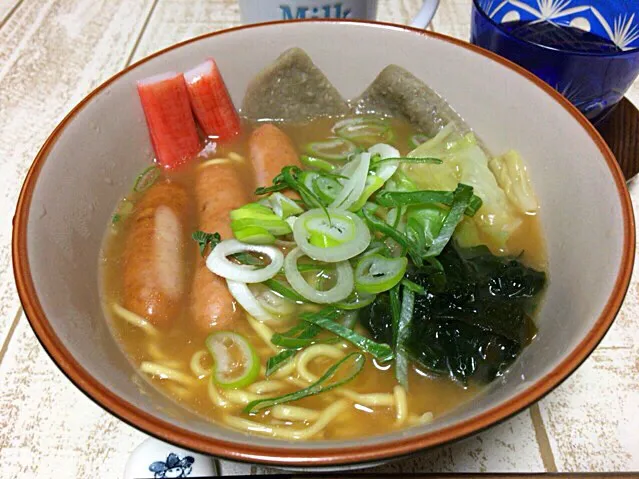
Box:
192 161 250 331
122 181 189 327
249 124 301 188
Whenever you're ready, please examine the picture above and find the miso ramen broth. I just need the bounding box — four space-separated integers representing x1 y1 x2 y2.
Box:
101 114 546 441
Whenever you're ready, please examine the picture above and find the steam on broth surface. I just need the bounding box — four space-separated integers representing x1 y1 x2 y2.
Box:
101 49 546 440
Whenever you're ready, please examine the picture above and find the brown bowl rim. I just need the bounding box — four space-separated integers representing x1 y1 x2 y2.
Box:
12 19 635 466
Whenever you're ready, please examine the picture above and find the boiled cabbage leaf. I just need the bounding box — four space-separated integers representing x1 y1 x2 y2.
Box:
405 124 523 251
489 150 539 215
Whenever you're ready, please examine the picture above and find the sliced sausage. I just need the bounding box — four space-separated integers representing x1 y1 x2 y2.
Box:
122 181 189 327
192 161 250 331
249 124 301 189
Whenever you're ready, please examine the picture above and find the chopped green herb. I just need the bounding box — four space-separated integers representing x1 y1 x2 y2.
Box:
111 199 134 226
192 230 221 257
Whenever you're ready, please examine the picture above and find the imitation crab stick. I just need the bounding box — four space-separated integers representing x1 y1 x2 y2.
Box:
184 59 241 141
137 72 201 169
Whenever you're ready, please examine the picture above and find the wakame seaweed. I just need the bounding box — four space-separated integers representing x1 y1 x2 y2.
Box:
360 243 546 384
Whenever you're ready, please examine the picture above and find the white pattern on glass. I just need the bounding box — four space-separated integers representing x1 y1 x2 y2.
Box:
555 80 586 105
479 0 639 50
569 16 591 32
612 14 639 50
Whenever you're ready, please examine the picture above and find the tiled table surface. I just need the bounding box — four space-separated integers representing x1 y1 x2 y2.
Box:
0 0 637 477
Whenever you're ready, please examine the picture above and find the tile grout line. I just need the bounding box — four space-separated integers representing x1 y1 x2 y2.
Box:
529 403 558 472
0 0 25 31
124 0 160 68
0 306 23 366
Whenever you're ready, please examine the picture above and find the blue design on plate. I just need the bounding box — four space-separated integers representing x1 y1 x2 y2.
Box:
471 0 639 123
148 453 195 478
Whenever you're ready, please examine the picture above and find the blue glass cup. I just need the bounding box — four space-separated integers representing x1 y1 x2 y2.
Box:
471 0 639 123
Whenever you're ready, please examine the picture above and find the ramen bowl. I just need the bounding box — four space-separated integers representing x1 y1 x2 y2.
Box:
13 20 634 468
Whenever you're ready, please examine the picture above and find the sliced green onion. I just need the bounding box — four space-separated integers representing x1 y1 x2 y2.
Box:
252 284 297 317
300 154 337 172
306 137 358 161
406 216 427 257
227 280 275 322
387 206 406 232
363 239 392 258
426 184 474 257
271 323 323 349
232 251 263 266
293 208 371 263
256 166 328 215
376 189 482 217
284 247 354 303
335 290 376 310
330 152 371 211
374 156 442 166
270 320 341 349
265 323 322 376
395 288 414 390
255 182 287 196
390 284 401 346
206 332 260 389
233 226 276 245
231 217 291 236
270 335 317 349
300 171 342 205
263 278 308 303
401 278 426 295
230 202 292 244
265 349 297 376
368 144 400 180
314 175 343 205
230 203 274 221
265 349 298 377
282 166 329 214
361 208 422 267
334 117 393 147
268 192 304 219
354 254 408 295
301 309 394 362
349 174 385 212
133 165 160 193
245 352 365 413
207 240 283 283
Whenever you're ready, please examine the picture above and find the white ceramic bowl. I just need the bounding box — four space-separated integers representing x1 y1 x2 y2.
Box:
13 20 634 467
